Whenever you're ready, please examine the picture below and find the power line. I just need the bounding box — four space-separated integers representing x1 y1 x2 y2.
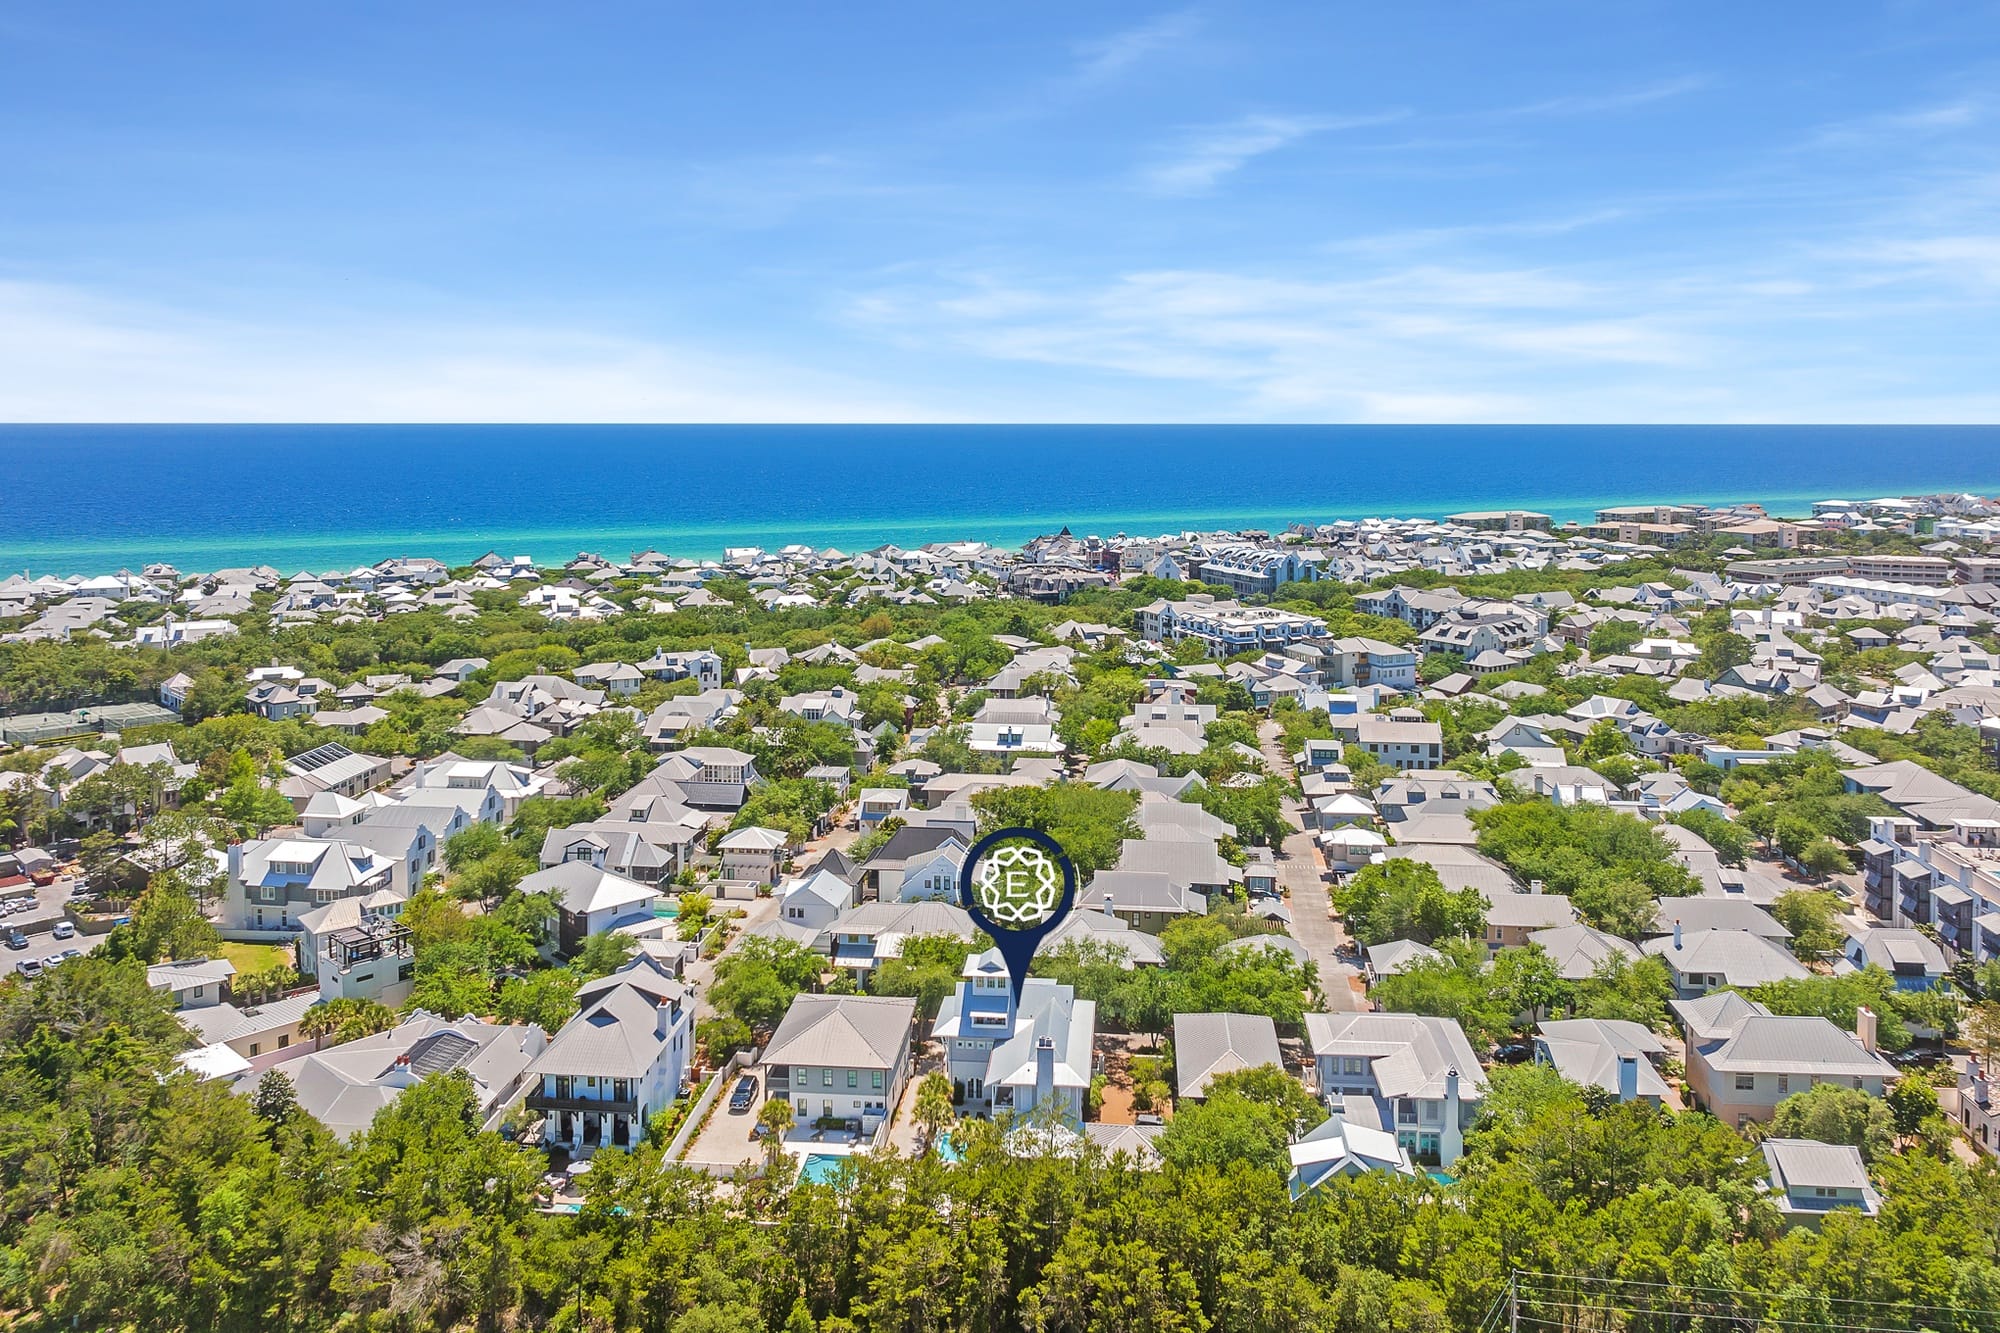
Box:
1502 1269 2000 1333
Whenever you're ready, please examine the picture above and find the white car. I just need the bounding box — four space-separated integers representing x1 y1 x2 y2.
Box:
51 921 76 940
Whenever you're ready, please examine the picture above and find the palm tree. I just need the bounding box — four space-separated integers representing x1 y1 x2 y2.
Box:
757 1098 794 1175
913 1071 955 1154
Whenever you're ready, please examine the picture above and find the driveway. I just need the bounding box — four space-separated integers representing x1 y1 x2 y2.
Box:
1258 721 1365 1012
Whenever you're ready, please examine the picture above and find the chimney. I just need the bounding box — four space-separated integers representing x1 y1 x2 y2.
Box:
1103 892 1115 917
1529 879 1544 896
1857 1005 1879 1054
227 841 244 882
1617 1054 1639 1103
1034 1035 1056 1111
1441 1067 1464 1168
1672 919 1683 950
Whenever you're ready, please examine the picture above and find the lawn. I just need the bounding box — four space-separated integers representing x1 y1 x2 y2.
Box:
220 941 291 975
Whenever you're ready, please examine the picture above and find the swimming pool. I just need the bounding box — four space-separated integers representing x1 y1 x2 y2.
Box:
934 1133 963 1164
798 1153 848 1185
654 902 680 919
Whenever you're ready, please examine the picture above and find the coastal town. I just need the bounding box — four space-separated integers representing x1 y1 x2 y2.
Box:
7 489 2000 1328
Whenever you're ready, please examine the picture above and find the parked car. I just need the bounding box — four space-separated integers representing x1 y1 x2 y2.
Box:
4 930 27 951
51 921 76 940
1492 1042 1533 1065
14 958 41 979
58 948 83 962
728 1075 760 1113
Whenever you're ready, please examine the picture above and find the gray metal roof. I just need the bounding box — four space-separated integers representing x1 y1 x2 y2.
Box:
761 994 916 1071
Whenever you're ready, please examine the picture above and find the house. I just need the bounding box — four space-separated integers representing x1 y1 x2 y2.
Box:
1351 718 1444 771
158 671 195 712
1088 870 1203 934
933 949 1095 1121
1173 1011 1284 1100
574 662 646 696
279 741 391 805
855 787 911 826
672 745 761 810
147 957 236 1009
823 900 977 978
1116 838 1242 895
520 862 663 957
1672 994 1895 1127
761 993 918 1129
1840 926 1948 990
858 825 970 899
539 818 703 885
1305 1011 1486 1166
399 756 549 821
527 955 693 1154
1364 939 1441 985
776 867 856 932
718 826 792 886
1533 1019 1671 1103
1483 891 1579 951
1642 924 1808 996
1287 1113 1415 1196
1525 923 1641 980
302 907 416 1006
177 992 320 1067
1762 1139 1882 1227
248 1014 546 1139
224 837 398 932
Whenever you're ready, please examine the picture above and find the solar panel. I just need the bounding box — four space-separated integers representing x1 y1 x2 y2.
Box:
404 1031 479 1077
290 741 356 773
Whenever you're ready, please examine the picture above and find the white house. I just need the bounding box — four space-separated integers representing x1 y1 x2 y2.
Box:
932 948 1095 1122
718 826 792 885
526 955 693 1155
761 993 918 1130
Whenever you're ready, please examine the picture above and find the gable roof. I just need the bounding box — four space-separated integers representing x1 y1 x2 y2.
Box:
1173 1011 1283 1099
762 994 916 1070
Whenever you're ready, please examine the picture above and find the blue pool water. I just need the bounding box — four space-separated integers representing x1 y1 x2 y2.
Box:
2 423 1997 573
797 1153 849 1186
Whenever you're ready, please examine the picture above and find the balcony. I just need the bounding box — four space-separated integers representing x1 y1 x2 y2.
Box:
528 1093 639 1115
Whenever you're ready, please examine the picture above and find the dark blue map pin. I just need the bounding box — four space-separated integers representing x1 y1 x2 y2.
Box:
958 826 1077 1006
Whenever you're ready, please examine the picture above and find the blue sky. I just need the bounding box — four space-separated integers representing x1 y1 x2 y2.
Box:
2 2 1998 422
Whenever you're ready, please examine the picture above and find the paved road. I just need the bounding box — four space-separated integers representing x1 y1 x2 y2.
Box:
1258 721 1365 1012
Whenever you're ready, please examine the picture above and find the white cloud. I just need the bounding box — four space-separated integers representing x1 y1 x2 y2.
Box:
1071 9 1201 85
1501 74 1710 118
0 281 949 423
1142 111 1404 195
1811 100 1982 147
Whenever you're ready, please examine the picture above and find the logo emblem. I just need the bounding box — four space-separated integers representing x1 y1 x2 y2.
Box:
959 827 1078 1004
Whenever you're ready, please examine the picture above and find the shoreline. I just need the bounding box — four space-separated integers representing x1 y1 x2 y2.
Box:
4 422 1999 575
2 483 1996 577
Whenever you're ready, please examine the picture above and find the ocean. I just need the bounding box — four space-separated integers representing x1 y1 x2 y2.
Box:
1 423 1996 575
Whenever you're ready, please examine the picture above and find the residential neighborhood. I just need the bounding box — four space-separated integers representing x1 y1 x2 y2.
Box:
6 493 2000 1328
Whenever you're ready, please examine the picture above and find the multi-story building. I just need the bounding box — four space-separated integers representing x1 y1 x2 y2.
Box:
1193 544 1320 596
761 992 918 1129
1136 595 1327 658
1351 717 1444 771
224 836 398 932
1416 601 1546 658
527 955 693 1154
1672 992 1894 1128
1288 637 1420 690
932 948 1095 1121
1305 1011 1486 1166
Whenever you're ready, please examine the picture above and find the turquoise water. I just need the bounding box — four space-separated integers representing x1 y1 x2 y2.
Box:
653 902 680 919
935 1132 963 1164
797 1153 848 1185
1 424 1997 573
